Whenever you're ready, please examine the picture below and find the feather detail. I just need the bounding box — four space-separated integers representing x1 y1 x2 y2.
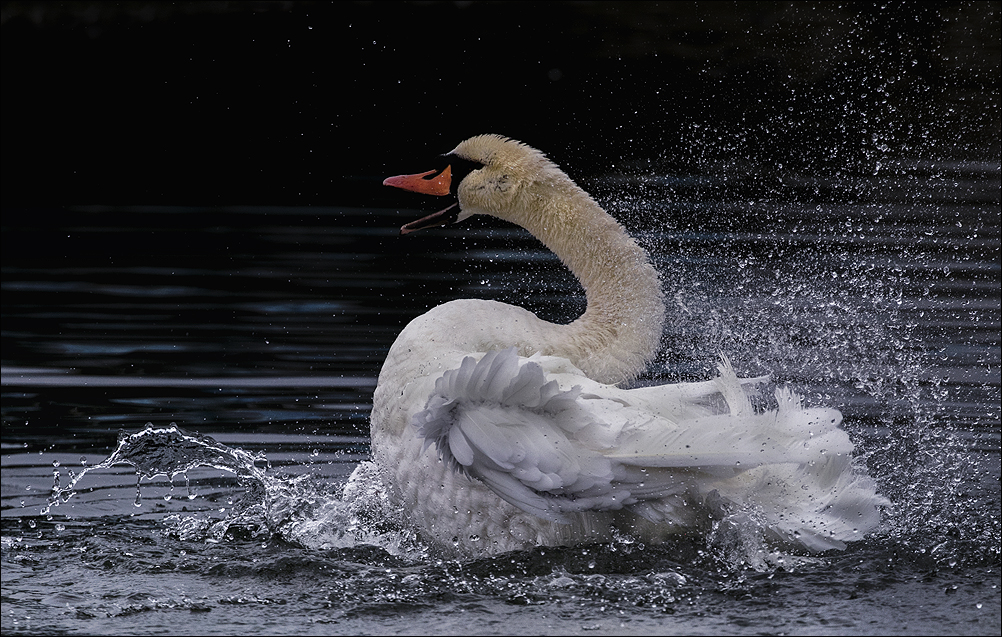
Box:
411 348 887 549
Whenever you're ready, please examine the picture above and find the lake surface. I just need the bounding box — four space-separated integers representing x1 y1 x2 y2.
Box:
2 163 999 635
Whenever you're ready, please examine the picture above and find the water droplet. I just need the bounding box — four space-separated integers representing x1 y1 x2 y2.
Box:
134 474 143 507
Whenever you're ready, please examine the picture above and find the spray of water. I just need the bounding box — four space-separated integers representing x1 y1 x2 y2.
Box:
44 423 430 559
597 166 998 567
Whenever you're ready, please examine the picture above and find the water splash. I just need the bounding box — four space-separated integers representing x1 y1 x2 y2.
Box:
44 423 266 516
43 423 429 559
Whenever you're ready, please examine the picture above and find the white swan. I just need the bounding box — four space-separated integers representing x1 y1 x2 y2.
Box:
366 134 886 558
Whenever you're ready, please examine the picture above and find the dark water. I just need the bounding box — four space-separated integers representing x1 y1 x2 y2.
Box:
2 164 1000 635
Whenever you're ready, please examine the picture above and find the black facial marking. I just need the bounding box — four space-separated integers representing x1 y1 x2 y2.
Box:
441 153 485 196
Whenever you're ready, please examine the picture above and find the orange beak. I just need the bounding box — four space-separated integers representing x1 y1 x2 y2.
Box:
382 165 452 196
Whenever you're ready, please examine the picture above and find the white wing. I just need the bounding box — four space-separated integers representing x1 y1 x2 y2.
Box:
412 347 887 548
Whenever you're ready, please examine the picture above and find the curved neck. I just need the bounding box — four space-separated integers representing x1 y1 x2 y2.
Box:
513 180 665 385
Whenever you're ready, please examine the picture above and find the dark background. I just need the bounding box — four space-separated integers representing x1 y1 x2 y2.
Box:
2 0 998 209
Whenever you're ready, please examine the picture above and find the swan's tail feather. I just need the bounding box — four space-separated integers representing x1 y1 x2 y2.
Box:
715 354 753 417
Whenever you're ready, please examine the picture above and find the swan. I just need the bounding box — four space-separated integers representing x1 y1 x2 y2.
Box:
364 134 886 558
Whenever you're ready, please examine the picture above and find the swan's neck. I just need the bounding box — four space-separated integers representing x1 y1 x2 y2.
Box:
512 179 665 385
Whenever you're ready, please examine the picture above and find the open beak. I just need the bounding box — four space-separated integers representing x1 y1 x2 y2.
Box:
383 165 459 234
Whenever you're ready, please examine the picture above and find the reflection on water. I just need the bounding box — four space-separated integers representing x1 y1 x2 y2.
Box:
1 164 1000 635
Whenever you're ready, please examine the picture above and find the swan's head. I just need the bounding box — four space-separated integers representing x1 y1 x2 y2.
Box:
383 134 557 234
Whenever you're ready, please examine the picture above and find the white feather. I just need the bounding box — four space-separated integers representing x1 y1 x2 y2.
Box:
410 347 888 545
